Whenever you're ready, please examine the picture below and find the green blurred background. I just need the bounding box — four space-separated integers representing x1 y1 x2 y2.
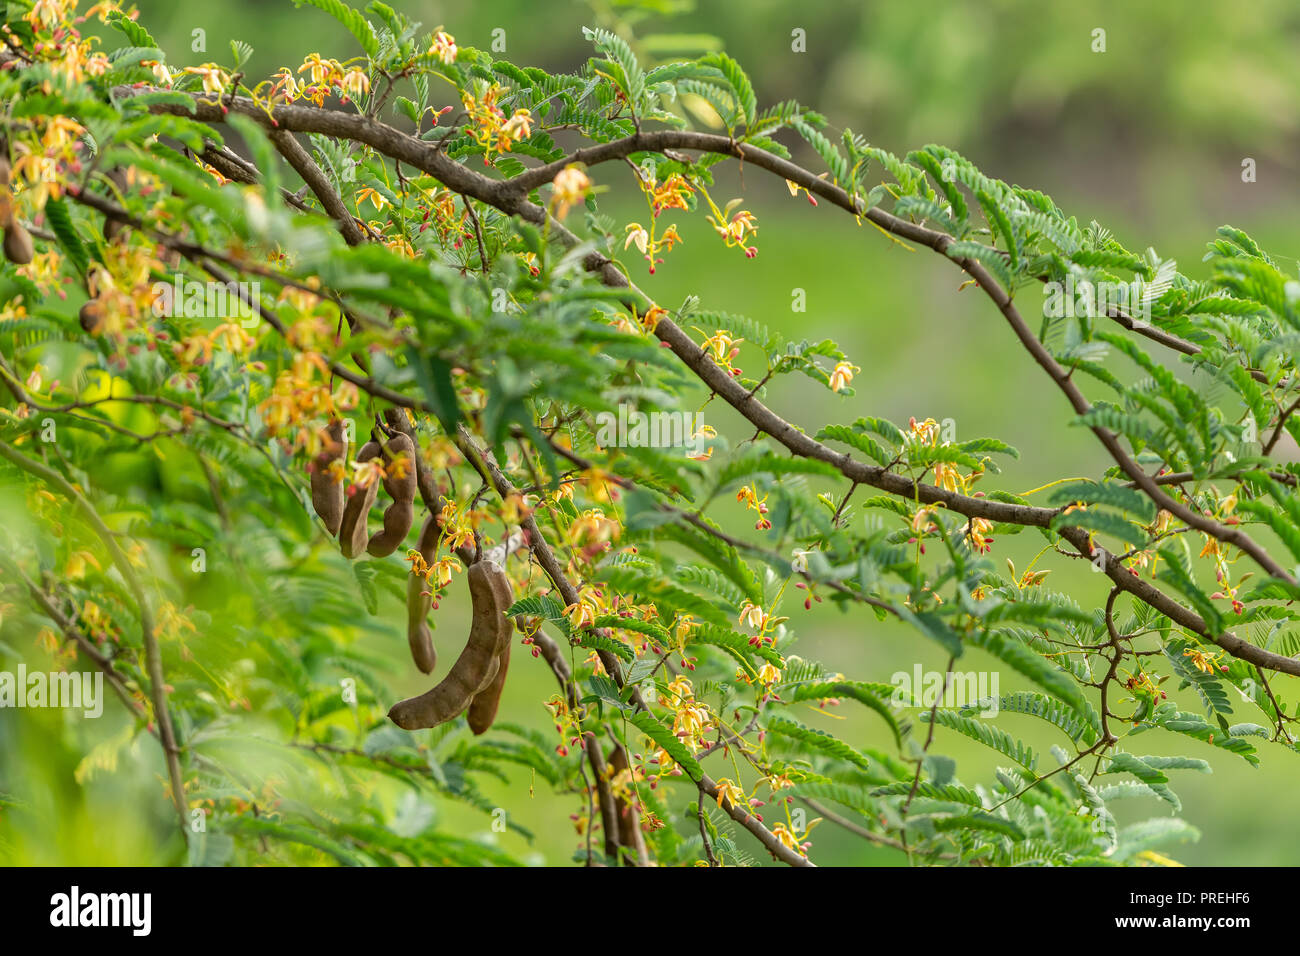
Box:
3 0 1299 865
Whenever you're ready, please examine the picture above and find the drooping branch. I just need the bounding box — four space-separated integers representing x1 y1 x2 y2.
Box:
69 98 1300 677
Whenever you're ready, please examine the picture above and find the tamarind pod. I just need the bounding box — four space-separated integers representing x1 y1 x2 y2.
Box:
0 191 12 231
309 420 347 537
388 559 510 731
78 299 105 335
338 440 381 559
3 223 32 264
466 560 515 733
405 513 438 674
467 638 510 735
0 156 11 188
366 432 416 557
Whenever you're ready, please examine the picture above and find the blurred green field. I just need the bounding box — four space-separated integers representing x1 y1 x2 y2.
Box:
2 0 1298 866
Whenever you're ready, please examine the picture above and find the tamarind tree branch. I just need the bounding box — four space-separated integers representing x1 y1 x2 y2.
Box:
69 112 1300 677
267 128 366 246
456 426 815 866
957 255 1294 585
43 84 1300 862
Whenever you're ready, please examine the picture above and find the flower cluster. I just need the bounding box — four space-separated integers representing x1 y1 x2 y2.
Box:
462 84 534 165
702 192 758 258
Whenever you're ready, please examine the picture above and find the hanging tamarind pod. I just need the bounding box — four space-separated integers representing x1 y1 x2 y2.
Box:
1 143 29 263
3 221 33 264
365 432 416 557
338 439 381 559
405 513 439 674
78 299 105 335
309 420 348 537
388 558 512 730
466 619 511 735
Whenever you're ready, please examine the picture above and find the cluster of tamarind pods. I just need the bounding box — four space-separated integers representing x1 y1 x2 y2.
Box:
309 418 514 734
4 140 511 734
0 142 129 334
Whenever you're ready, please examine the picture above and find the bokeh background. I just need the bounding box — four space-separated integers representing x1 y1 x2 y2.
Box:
2 0 1298 865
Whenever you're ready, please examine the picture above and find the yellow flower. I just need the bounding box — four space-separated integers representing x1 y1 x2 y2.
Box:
1183 647 1223 675
64 550 101 581
701 329 743 364
351 457 385 489
771 823 805 855
785 178 819 205
41 116 85 151
624 223 649 254
432 556 461 588
565 600 597 630
828 360 859 392
298 53 333 86
502 108 533 141
714 777 746 810
967 516 995 554
437 502 475 551
149 61 173 86
705 200 759 257
185 64 231 97
910 506 937 534
28 0 66 29
550 164 591 220
640 305 667 332
738 601 767 631
355 186 389 211
430 31 458 64
686 423 716 461
340 68 370 99
661 674 695 705
650 173 693 215
567 508 620 548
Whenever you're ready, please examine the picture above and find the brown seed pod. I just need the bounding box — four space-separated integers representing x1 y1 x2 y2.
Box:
365 432 416 557
388 559 513 730
3 222 33 265
405 513 439 674
309 420 348 537
0 190 13 231
466 626 511 735
0 156 11 189
338 439 381 559
78 299 105 335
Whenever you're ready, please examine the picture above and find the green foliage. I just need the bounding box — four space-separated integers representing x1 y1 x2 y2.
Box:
0 0 1295 871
